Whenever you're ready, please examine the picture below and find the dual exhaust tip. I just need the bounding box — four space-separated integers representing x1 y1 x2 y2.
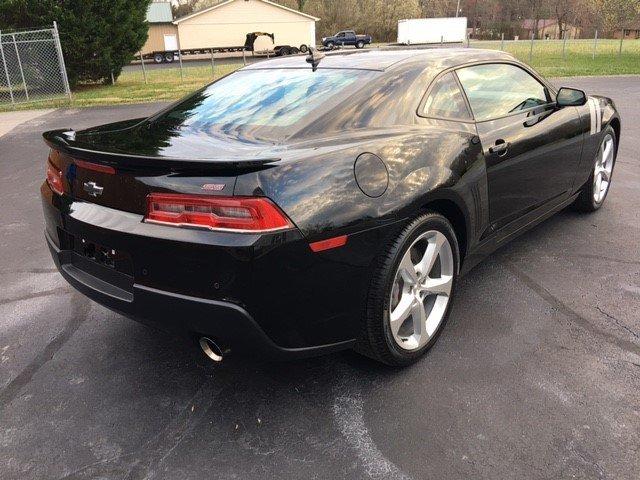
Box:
198 337 224 363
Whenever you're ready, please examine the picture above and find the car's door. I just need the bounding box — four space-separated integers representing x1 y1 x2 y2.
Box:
456 63 583 232
345 31 356 44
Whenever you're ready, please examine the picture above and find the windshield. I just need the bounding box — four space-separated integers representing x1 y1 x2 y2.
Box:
147 68 379 142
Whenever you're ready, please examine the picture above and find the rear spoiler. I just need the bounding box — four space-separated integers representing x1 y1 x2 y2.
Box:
43 129 280 171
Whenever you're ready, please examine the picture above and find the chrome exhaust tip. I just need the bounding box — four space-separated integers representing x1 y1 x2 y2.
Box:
199 337 224 362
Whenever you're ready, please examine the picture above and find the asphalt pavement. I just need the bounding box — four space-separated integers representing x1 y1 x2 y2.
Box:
0 76 638 480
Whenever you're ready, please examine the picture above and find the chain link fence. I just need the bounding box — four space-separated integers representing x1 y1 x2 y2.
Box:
0 23 71 106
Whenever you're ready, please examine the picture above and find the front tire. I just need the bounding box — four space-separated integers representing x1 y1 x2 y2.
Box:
326 41 335 50
574 126 617 212
357 213 460 366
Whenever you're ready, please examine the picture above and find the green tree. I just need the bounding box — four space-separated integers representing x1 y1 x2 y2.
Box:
0 0 151 86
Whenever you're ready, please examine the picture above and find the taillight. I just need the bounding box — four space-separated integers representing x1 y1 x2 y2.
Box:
46 161 64 195
145 193 294 233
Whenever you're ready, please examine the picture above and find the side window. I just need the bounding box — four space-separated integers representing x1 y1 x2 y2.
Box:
422 72 471 120
456 64 549 121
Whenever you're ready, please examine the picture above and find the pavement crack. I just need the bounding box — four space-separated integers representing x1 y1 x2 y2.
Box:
0 292 91 409
506 263 640 357
595 306 639 340
0 286 71 306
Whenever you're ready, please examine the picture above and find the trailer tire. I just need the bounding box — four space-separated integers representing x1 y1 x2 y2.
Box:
300 44 308 53
153 53 164 64
164 52 174 63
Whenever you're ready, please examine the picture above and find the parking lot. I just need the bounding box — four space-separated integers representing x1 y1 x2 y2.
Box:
1 75 638 479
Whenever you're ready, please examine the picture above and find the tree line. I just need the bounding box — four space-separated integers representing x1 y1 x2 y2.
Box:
177 0 639 41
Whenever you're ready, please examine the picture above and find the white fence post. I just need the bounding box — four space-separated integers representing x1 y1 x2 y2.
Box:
139 51 147 84
12 33 28 100
529 32 534 61
0 30 15 104
53 21 71 99
592 29 598 59
177 29 184 82
562 33 567 60
500 32 504 51
618 35 624 56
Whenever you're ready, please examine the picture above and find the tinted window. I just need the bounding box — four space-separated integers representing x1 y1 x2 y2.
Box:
456 64 549 121
422 73 471 119
149 68 378 141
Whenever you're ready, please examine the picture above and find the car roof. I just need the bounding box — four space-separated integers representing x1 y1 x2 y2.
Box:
243 48 516 72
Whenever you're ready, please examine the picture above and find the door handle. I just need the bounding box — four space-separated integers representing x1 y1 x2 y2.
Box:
489 140 510 156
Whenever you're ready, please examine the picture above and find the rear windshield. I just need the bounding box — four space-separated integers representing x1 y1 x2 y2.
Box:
147 68 379 142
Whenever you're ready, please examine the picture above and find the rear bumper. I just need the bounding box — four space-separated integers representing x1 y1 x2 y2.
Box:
40 181 396 359
46 231 355 360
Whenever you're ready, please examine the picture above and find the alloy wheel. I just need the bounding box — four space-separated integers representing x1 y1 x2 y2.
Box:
593 133 615 204
388 230 454 350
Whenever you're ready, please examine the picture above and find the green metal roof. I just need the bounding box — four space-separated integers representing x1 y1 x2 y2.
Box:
146 2 173 24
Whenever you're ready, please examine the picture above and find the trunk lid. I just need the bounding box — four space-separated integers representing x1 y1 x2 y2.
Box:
44 125 279 215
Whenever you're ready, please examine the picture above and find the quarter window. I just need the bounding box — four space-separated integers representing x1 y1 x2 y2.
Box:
456 64 549 121
422 73 471 120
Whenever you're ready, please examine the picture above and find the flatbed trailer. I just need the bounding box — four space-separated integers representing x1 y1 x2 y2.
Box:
142 45 248 64
142 33 310 63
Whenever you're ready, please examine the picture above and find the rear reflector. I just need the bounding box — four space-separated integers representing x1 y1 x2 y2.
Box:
309 235 348 252
145 193 293 233
75 159 116 175
46 161 64 195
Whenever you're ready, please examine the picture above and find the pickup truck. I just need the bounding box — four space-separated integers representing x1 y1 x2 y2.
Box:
321 30 372 49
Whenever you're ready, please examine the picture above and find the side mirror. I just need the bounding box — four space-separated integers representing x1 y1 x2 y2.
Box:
556 87 587 107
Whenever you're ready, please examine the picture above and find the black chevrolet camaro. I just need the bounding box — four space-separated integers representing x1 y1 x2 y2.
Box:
41 49 620 366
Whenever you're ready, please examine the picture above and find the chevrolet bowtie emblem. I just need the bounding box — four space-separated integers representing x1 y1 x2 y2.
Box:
83 181 104 197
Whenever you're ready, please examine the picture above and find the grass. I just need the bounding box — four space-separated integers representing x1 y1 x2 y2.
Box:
1 39 639 112
471 38 640 77
0 62 240 112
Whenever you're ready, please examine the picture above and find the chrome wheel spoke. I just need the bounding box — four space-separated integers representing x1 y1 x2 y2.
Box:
410 298 427 347
417 232 445 278
422 275 453 296
398 250 418 286
390 292 413 335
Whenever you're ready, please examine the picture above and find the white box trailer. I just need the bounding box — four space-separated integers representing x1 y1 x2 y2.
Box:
397 17 468 45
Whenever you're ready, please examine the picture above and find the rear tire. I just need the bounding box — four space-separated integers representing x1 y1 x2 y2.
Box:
356 40 365 49
299 44 309 53
164 52 174 63
153 53 163 64
574 125 617 212
357 213 459 366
